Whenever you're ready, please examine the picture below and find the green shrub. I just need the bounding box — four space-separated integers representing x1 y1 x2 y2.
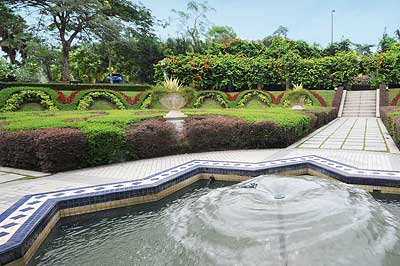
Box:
281 89 315 107
192 91 230 108
0 90 59 112
76 91 127 110
235 90 272 108
71 89 131 110
82 124 128 165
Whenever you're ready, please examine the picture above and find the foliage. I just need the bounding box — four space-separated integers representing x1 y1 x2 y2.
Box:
0 82 151 91
126 119 179 159
192 91 230 108
185 108 334 152
0 2 31 64
0 108 334 171
172 0 214 52
235 90 272 108
206 25 237 43
155 51 363 90
76 91 127 110
8 0 154 81
380 107 400 146
0 89 59 112
0 59 16 82
281 88 314 107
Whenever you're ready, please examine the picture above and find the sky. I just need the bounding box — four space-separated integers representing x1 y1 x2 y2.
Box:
140 0 400 48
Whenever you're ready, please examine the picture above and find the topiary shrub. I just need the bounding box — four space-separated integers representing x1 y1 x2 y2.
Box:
126 119 179 159
0 128 87 172
184 116 249 152
76 91 127 110
0 90 59 112
82 124 128 166
0 130 42 170
281 88 315 107
235 90 272 108
36 128 88 172
192 91 230 108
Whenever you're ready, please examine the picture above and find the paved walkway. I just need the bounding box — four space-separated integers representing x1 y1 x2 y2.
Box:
296 117 399 153
0 117 399 214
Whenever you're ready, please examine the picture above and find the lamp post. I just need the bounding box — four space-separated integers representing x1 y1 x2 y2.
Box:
331 10 336 45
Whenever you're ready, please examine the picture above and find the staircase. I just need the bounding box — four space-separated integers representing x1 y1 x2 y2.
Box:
342 91 376 117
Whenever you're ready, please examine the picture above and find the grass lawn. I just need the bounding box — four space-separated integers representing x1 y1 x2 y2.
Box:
184 107 328 125
389 88 400 105
312 90 335 106
0 106 330 132
0 110 165 132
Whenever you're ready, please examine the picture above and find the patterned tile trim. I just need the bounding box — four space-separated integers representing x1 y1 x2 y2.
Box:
0 155 400 265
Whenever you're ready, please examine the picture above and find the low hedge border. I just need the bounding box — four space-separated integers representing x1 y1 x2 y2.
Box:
70 89 132 110
76 91 127 110
380 106 400 146
191 91 231 108
0 87 61 110
0 108 335 172
234 90 272 108
0 90 59 112
0 86 333 111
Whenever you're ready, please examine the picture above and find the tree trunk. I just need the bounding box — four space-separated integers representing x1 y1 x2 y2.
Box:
61 43 70 81
44 63 53 82
108 50 113 84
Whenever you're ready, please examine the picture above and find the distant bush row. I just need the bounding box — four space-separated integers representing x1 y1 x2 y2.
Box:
154 51 400 90
0 82 151 91
0 86 337 112
0 110 335 172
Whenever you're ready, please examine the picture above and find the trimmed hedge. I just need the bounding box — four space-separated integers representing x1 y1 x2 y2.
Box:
234 90 272 108
0 82 151 92
0 129 87 172
0 87 60 110
126 119 179 159
191 91 231 108
185 109 334 153
0 86 335 112
0 107 335 172
380 107 400 146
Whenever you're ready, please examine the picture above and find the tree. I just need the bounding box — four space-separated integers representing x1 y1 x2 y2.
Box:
323 39 352 56
8 0 153 81
353 43 375 55
273 25 289 38
24 40 61 81
172 0 215 52
378 31 397 52
0 2 31 64
207 25 237 43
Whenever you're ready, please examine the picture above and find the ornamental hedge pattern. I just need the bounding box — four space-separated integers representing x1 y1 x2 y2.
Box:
0 86 335 111
76 91 127 110
235 90 272 108
1 90 59 112
192 91 230 108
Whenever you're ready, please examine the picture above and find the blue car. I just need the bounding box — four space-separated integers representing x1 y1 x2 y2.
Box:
104 73 124 84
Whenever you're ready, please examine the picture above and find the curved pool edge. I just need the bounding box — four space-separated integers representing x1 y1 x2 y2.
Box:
1 155 400 266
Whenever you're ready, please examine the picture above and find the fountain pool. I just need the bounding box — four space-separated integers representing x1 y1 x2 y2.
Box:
29 176 400 266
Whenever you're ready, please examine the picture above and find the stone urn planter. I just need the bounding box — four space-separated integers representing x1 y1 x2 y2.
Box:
160 93 187 132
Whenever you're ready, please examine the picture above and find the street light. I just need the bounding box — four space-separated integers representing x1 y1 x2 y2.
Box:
331 10 336 45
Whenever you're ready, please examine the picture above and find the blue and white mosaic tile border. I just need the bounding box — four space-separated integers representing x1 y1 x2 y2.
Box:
1 155 400 264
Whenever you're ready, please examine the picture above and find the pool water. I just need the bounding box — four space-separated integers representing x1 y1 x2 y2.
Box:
29 176 400 266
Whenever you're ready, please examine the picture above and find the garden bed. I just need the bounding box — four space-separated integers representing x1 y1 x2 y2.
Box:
0 108 335 172
0 86 338 112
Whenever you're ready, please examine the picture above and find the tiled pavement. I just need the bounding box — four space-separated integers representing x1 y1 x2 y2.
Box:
296 117 399 153
0 117 399 214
